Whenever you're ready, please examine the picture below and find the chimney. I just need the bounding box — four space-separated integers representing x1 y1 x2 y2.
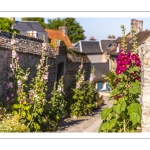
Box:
89 36 96 41
111 35 115 39
59 26 67 36
131 19 143 37
107 35 111 39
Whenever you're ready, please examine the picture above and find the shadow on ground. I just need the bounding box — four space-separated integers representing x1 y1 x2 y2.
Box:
57 107 105 132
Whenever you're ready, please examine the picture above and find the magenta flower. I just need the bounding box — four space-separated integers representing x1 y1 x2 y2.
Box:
131 54 138 60
135 58 141 66
116 78 119 84
118 63 126 71
122 57 130 65
118 53 127 60
127 51 131 57
116 68 123 74
134 77 141 81
116 59 122 65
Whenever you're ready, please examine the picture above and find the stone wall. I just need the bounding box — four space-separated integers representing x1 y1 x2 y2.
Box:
141 42 150 132
0 31 91 100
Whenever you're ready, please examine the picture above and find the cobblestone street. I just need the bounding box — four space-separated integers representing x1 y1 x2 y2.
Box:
57 93 113 133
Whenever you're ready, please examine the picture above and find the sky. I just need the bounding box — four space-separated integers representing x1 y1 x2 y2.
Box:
15 17 150 41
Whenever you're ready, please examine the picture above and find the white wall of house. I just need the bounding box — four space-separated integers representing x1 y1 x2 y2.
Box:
87 54 102 63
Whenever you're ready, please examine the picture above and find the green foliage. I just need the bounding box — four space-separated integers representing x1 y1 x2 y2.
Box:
69 62 99 117
0 114 29 132
21 17 46 28
98 26 142 132
26 41 50 132
0 18 19 33
46 17 86 43
44 76 66 131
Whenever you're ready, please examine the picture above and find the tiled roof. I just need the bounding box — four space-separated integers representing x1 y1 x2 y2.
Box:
45 29 72 48
127 30 150 50
116 37 132 43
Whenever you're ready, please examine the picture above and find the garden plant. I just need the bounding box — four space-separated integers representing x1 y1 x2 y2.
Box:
98 26 141 132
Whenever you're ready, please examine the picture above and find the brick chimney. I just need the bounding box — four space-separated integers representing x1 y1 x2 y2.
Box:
89 36 96 41
59 26 67 36
107 35 111 39
131 19 143 37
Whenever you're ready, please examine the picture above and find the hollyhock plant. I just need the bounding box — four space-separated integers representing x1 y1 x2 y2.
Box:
99 26 142 133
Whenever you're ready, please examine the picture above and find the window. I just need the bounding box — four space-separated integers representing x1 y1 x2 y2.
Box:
27 31 37 38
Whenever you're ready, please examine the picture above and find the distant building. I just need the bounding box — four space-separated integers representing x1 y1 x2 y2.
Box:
12 19 49 42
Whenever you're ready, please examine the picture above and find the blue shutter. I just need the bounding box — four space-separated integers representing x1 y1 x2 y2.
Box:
98 82 102 91
106 83 110 91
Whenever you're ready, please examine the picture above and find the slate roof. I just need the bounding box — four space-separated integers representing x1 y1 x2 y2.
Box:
45 29 72 48
74 41 103 54
100 39 117 53
92 61 109 82
13 21 49 42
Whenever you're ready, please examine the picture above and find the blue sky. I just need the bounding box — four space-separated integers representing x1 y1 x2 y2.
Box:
15 17 150 40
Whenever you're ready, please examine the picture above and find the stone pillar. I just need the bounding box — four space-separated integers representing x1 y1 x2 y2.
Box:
141 42 150 132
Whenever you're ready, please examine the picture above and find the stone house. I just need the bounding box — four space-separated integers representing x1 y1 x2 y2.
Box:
12 19 49 43
72 36 117 92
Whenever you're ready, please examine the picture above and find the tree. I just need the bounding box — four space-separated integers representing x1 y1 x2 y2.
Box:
21 17 46 28
46 17 86 43
0 18 19 33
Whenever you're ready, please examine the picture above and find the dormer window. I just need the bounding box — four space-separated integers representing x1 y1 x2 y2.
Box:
27 31 37 38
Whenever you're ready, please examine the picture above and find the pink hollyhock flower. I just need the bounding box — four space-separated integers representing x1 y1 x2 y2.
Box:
12 50 17 58
89 74 95 82
118 53 127 60
134 77 141 81
7 82 13 89
116 59 122 65
116 68 123 75
131 54 138 60
135 58 141 66
127 51 131 57
118 63 126 71
79 64 83 70
114 94 121 100
8 72 13 78
122 57 130 65
42 43 47 50
116 78 119 84
11 39 15 45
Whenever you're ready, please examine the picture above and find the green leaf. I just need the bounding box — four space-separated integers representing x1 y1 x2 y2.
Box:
129 112 141 125
98 122 109 132
107 119 117 130
13 104 21 109
113 101 126 114
38 108 43 114
12 111 18 115
26 114 31 120
21 111 26 117
101 108 112 119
